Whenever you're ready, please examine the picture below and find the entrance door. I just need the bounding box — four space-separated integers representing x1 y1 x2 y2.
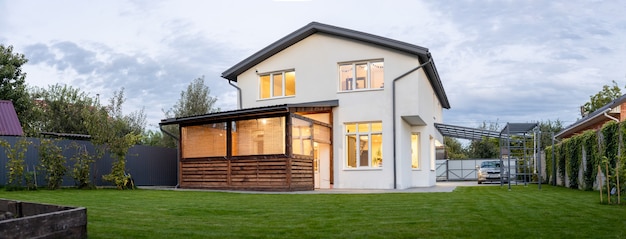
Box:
314 142 331 189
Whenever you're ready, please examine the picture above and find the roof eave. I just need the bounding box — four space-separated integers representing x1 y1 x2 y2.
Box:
555 94 626 139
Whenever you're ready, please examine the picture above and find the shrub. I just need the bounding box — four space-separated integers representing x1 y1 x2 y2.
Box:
0 138 32 191
38 139 67 189
69 143 95 189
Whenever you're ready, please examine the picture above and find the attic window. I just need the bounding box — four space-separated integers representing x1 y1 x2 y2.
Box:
259 70 296 99
339 61 384 91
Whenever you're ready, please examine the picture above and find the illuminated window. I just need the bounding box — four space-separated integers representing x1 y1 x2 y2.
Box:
292 117 312 156
339 61 384 91
411 133 420 169
181 123 227 158
345 122 383 168
259 70 296 99
232 117 285 156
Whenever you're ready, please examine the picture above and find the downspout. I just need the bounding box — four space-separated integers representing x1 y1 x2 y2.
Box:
392 58 433 189
603 108 619 122
160 124 181 188
227 79 242 109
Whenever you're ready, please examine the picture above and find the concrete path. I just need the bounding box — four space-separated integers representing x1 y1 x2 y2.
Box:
140 181 501 194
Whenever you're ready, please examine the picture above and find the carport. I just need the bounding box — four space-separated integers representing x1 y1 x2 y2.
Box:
434 122 542 189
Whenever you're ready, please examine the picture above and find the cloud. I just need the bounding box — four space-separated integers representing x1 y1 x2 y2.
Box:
21 34 239 129
5 0 626 133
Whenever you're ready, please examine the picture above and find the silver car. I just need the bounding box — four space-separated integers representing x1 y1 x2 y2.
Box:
477 160 508 184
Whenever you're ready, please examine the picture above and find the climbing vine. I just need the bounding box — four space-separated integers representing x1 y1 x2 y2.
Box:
548 120 626 204
566 135 582 189
557 141 566 186
601 121 618 167
545 146 553 185
582 130 600 190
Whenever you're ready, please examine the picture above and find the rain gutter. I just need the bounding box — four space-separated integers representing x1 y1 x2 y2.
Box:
227 79 243 109
603 108 619 122
392 58 432 189
160 124 181 188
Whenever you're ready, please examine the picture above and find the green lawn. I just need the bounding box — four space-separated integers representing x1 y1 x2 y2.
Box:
0 185 625 238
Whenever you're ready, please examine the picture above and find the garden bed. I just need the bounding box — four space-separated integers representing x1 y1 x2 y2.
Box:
0 199 87 239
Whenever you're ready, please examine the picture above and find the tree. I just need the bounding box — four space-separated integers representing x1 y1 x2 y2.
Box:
467 121 500 159
444 136 468 159
167 76 219 118
0 44 36 135
83 88 144 189
582 80 622 116
160 76 220 147
30 84 95 134
141 130 170 147
538 119 564 150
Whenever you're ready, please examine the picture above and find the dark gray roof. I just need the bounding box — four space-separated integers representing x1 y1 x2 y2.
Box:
160 100 338 126
40 132 91 140
221 22 450 109
0 100 23 136
500 123 538 135
555 94 626 139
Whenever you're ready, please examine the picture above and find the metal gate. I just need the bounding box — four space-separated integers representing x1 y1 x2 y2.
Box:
436 159 517 181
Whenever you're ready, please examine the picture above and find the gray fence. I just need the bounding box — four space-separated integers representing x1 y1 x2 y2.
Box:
0 136 177 187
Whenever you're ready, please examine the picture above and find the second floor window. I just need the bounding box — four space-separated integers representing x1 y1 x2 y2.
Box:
259 70 296 99
339 61 384 91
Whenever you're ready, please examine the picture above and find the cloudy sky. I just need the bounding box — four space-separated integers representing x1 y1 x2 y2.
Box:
1 0 625 131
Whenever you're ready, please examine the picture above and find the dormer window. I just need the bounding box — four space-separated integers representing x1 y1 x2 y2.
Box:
339 60 384 91
259 70 296 99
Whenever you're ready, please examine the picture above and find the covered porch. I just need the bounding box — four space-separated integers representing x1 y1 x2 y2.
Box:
160 100 336 191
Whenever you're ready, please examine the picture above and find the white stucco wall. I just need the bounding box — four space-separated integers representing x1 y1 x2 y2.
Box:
234 33 445 189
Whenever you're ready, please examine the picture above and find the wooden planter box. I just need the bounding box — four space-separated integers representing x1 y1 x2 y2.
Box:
0 199 87 239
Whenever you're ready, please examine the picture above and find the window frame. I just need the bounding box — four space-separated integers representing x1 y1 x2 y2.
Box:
344 122 383 169
291 117 313 156
258 70 296 99
338 60 384 92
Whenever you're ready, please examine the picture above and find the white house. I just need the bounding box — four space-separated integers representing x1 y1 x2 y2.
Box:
160 22 450 190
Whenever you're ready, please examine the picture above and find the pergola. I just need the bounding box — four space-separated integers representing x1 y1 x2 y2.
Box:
434 123 503 140
435 122 542 189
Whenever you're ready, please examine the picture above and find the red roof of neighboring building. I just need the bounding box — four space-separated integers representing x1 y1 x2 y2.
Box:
0 100 24 136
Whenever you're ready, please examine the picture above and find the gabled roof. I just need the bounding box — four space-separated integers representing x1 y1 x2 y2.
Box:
0 100 24 136
555 94 626 139
221 22 450 109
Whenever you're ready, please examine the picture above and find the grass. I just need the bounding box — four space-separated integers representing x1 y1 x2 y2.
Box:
0 185 625 238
